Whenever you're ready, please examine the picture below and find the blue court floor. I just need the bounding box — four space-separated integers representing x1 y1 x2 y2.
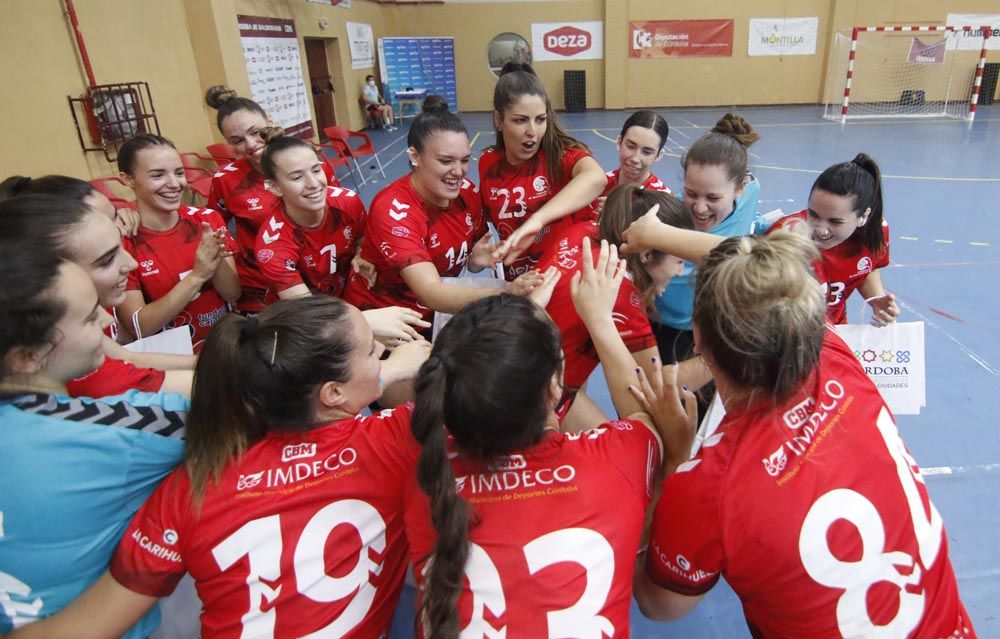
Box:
338 104 1000 637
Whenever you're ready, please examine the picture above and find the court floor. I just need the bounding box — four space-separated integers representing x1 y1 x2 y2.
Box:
339 104 1000 637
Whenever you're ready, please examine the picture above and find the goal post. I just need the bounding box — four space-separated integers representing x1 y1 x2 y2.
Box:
822 25 992 123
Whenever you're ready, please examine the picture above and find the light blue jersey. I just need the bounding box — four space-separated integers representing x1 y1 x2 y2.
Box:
655 175 765 330
0 390 187 637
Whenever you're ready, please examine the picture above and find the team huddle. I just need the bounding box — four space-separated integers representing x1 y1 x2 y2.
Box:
0 62 976 638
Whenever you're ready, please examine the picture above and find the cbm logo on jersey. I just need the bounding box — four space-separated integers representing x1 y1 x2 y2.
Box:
783 396 816 430
543 26 592 57
763 379 846 476
237 447 358 491
281 442 316 462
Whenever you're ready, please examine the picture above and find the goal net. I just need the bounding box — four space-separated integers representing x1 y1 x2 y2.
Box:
823 26 991 122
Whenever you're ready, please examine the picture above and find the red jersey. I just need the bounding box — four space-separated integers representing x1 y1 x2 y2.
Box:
575 169 673 224
209 159 337 312
343 174 487 321
110 404 421 639
405 420 661 638
124 207 236 352
478 145 591 280
66 356 165 398
646 330 974 638
254 186 366 299
770 211 891 324
540 222 656 413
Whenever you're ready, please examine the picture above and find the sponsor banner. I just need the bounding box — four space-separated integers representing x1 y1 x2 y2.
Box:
908 37 945 64
308 0 350 6
748 17 818 56
531 21 603 61
832 321 926 415
629 19 734 58
945 13 1000 50
238 15 313 138
346 21 375 69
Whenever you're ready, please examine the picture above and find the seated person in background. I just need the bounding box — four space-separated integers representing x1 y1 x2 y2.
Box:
362 75 396 131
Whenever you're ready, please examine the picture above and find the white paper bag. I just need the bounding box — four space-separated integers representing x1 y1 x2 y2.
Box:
832 321 926 415
123 326 195 356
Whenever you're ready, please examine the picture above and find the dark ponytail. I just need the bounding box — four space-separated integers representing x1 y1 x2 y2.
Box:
811 153 886 253
599 184 693 311
413 295 563 636
407 96 468 154
185 296 355 505
683 113 759 189
258 125 314 181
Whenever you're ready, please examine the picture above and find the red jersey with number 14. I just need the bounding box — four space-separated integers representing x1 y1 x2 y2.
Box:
209 159 338 312
343 174 486 320
540 221 656 407
124 207 236 352
110 404 421 639
254 186 366 299
405 420 661 638
646 330 974 638
479 145 591 280
769 211 890 324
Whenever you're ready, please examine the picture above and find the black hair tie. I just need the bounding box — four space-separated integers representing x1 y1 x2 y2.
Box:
13 176 31 194
239 316 259 343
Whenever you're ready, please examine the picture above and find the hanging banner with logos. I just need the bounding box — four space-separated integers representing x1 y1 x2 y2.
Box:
945 13 1000 50
238 15 313 138
531 21 603 61
629 19 734 58
748 17 818 56
307 0 350 6
346 21 375 69
908 37 946 64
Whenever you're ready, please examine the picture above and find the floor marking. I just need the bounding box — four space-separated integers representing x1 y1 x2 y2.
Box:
888 260 1000 268
934 239 955 244
671 126 690 139
898 300 1000 376
592 129 617 144
900 236 919 240
971 241 990 247
469 131 481 148
923 463 1000 476
752 162 1000 182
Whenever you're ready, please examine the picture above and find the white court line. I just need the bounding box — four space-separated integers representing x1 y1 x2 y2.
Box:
898 300 1000 376
752 163 1000 183
971 241 990 247
934 239 955 244
887 260 1000 268
923 463 1000 476
900 236 920 241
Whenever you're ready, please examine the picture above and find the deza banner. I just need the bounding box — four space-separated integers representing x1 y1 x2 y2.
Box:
630 19 734 58
238 15 313 138
531 21 603 61
748 17 818 56
945 13 1000 50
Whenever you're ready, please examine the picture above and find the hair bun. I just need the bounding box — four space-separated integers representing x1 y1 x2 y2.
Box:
204 85 239 110
499 62 537 77
258 126 286 145
713 113 760 149
421 95 449 114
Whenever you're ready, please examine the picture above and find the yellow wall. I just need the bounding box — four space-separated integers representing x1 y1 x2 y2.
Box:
3 0 998 182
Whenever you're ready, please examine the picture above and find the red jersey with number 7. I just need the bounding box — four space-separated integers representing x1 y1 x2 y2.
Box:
343 174 487 321
769 211 890 324
254 186 366 299
110 404 422 639
645 330 974 638
123 206 236 352
405 420 661 638
479 145 591 280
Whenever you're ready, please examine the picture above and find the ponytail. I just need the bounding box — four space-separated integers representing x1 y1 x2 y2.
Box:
412 355 469 638
811 153 886 253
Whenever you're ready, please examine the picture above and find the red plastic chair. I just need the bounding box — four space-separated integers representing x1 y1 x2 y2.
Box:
90 176 136 210
323 126 386 187
205 143 239 168
179 152 215 200
309 141 360 192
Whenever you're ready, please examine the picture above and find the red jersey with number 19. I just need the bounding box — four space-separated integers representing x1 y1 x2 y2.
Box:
539 221 656 414
123 207 236 352
479 145 591 280
769 211 890 324
254 186 366 299
110 404 421 639
343 174 487 321
646 330 974 638
208 158 338 312
405 420 661 638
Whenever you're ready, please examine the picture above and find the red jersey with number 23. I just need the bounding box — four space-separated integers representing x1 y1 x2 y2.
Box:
254 186 366 299
110 404 421 639
539 221 656 415
769 211 890 324
646 330 975 638
405 420 661 638
479 145 591 280
343 174 486 320
123 207 236 352
209 159 338 312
